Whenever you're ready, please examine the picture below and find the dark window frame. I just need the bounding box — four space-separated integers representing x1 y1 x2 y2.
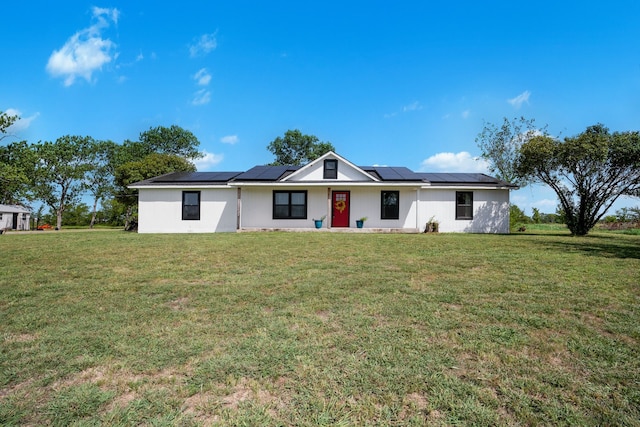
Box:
273 190 308 219
182 191 201 220
456 191 473 220
381 191 400 220
323 159 338 179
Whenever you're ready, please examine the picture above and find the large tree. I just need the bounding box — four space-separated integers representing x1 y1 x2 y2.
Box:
0 141 33 205
108 125 203 228
267 129 335 166
516 124 640 236
85 140 118 228
31 136 95 230
476 117 547 186
0 111 29 205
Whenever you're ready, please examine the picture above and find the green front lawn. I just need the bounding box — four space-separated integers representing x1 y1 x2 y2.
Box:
1 230 638 425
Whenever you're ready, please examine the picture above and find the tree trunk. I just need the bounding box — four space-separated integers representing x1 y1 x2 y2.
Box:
89 197 99 229
124 206 132 230
56 209 63 230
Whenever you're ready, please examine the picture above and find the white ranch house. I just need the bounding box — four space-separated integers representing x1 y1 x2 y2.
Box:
130 152 517 234
0 205 31 231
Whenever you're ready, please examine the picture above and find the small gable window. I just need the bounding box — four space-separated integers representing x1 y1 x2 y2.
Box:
456 191 473 220
381 191 399 219
182 191 201 220
273 191 307 219
324 159 338 179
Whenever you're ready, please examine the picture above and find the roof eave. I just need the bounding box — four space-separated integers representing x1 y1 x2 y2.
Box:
229 181 422 187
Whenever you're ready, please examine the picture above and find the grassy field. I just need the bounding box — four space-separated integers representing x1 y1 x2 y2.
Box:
1 229 639 426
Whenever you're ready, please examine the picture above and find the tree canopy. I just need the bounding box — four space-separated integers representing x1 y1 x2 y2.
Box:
267 129 335 166
85 140 118 228
0 141 33 205
516 124 640 235
476 117 547 187
0 111 19 141
138 125 203 159
31 136 95 229
0 112 28 204
110 125 203 228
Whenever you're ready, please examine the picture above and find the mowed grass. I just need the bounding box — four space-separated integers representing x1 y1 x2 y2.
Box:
1 230 639 426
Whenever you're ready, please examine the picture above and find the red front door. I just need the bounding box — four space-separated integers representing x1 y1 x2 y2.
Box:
332 191 350 227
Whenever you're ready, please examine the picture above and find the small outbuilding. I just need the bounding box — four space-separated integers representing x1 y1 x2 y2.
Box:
0 205 31 231
129 152 518 234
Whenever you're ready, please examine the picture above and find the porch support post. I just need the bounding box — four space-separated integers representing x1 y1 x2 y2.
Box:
236 188 242 230
416 187 420 232
327 187 331 229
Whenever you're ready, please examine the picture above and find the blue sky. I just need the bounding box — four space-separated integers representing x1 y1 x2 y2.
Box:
2 1 639 215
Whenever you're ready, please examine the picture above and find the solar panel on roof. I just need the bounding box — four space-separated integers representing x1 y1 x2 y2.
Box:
417 173 503 184
375 167 402 180
235 165 300 181
372 166 422 181
152 171 242 183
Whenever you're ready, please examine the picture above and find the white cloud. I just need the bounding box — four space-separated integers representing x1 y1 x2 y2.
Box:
507 90 531 109
92 6 119 25
461 110 470 119
189 33 217 58
193 68 211 86
420 151 489 173
46 7 119 86
194 151 223 170
4 108 40 132
220 135 238 144
191 89 211 106
403 101 422 112
385 101 422 118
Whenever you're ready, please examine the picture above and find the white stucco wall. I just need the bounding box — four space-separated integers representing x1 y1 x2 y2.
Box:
136 186 510 233
240 186 418 229
347 187 418 229
137 187 237 233
418 188 510 233
240 187 328 228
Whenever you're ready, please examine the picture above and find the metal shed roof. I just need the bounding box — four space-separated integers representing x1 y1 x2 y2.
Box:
0 204 31 213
